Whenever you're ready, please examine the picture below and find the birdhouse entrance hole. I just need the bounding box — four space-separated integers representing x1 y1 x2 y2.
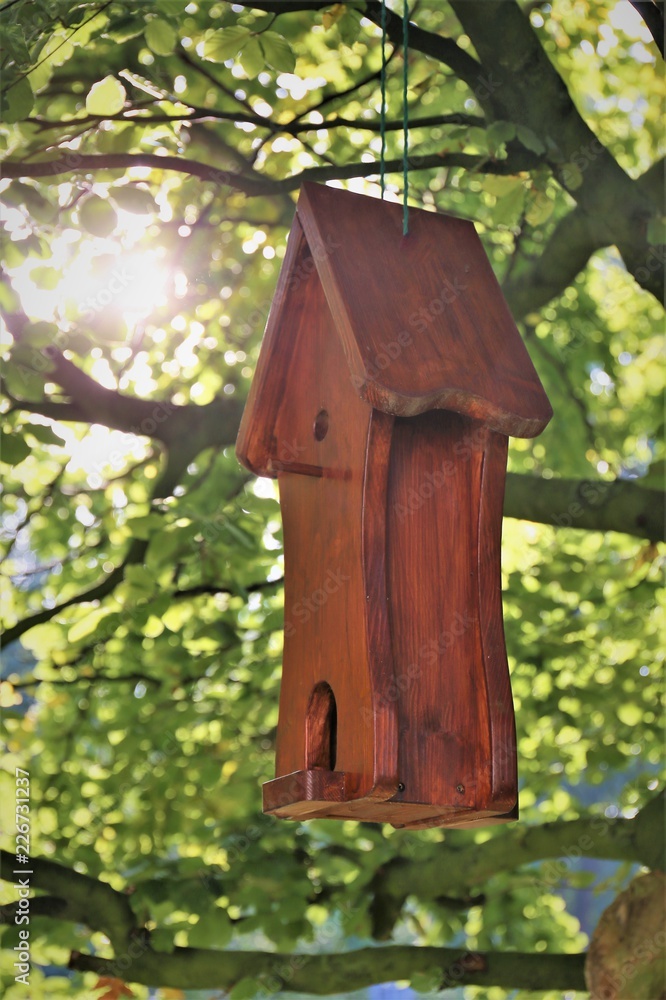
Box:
306 682 337 771
313 409 329 441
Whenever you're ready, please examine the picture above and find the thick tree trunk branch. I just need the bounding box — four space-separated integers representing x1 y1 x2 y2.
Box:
381 793 664 909
0 851 135 953
66 945 585 994
0 852 587 995
504 472 664 542
46 352 166 432
4 396 89 424
503 208 602 319
448 0 663 303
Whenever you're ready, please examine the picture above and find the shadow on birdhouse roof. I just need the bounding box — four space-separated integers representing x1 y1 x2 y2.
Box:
237 183 552 476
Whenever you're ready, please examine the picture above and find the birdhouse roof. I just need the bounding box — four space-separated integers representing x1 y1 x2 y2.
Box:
237 183 551 472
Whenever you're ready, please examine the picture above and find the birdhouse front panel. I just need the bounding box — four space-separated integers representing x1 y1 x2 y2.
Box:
236 183 553 828
243 219 400 818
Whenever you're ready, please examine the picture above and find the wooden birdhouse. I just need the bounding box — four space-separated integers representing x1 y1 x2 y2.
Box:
236 183 552 829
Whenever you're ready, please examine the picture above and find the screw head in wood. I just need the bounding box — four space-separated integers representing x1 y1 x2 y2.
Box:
456 784 465 794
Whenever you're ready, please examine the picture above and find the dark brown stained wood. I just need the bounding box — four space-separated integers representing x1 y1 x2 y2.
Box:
236 217 309 477
297 182 552 438
476 427 518 810
380 411 517 827
305 681 337 770
263 769 347 818
235 183 547 828
261 245 400 818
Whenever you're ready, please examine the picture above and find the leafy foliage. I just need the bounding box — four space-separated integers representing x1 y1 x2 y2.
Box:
0 1 663 998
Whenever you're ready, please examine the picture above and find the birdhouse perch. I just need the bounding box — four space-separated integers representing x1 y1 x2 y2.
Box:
236 183 552 829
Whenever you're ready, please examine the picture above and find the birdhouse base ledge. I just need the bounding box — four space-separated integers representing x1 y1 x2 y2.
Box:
263 770 518 828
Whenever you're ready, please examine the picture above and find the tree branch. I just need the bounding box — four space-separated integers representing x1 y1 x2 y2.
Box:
504 473 664 541
7 359 663 544
0 148 537 196
66 945 585 994
1 537 147 648
0 851 135 953
28 110 485 134
448 0 663 303
235 0 484 91
0 847 585 993
381 792 664 910
364 0 484 89
2 796 661 991
4 395 89 424
503 207 601 319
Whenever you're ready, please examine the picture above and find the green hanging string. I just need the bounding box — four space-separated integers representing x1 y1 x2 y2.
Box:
402 1 409 236
379 0 387 198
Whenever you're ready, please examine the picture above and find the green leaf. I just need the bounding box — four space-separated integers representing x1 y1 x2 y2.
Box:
0 76 34 124
145 18 178 56
110 185 156 215
487 120 516 154
125 564 157 598
0 181 57 223
1 433 31 467
25 423 63 447
239 37 264 78
484 176 522 197
187 908 233 948
85 75 126 116
411 969 444 993
1 23 31 70
259 31 296 73
617 703 642 726
647 216 666 246
22 321 58 347
561 161 584 189
30 266 61 290
516 123 546 154
525 188 554 226
488 178 526 226
3 368 47 401
202 26 251 64
229 978 262 1000
106 14 146 43
126 514 163 540
0 281 19 313
78 195 117 237
148 928 176 953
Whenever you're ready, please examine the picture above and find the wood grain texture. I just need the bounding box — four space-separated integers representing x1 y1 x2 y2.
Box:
259 240 400 814
381 411 517 828
235 216 309 477
234 183 541 828
297 182 552 438
263 769 347 818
